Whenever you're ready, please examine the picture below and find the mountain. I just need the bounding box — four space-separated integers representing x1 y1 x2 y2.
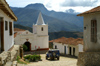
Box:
14 25 83 40
49 31 83 40
11 3 83 32
14 24 32 32
25 3 48 14
25 3 83 28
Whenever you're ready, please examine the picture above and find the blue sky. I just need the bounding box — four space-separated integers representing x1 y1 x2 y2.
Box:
6 0 100 13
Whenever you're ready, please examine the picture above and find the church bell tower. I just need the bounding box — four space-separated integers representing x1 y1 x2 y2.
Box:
33 12 49 49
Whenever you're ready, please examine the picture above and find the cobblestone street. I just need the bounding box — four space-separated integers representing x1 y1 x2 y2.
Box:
18 54 77 66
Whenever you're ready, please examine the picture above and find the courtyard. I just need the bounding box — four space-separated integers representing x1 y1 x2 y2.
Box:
18 54 77 66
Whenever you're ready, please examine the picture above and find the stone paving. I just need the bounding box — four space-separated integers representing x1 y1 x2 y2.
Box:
18 54 77 66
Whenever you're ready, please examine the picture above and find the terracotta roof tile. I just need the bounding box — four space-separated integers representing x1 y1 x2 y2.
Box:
14 28 25 31
14 28 26 38
49 40 54 42
14 32 17 38
50 37 83 45
77 6 100 16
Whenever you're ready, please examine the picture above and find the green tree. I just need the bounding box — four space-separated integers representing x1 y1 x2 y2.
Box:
23 44 28 51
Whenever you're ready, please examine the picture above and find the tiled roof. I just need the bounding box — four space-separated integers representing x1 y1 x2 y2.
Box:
50 37 83 45
49 40 54 42
14 28 25 31
49 37 68 44
14 32 17 38
77 6 100 16
14 28 25 38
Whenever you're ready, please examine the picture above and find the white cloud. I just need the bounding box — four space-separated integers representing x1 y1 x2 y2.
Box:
6 0 45 7
6 0 100 13
61 0 98 7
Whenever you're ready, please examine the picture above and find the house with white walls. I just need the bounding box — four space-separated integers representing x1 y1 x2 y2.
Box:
14 12 49 51
0 0 24 66
50 37 83 57
0 0 17 52
77 6 100 66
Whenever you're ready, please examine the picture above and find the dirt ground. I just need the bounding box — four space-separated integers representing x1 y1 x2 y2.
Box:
18 54 77 66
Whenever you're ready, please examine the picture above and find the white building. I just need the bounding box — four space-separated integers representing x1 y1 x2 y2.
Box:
0 0 17 52
50 37 83 57
14 12 49 51
77 6 100 66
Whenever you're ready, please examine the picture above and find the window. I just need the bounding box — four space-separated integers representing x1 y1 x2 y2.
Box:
9 22 12 35
84 27 86 30
41 27 43 31
91 20 97 43
55 45 57 49
5 21 8 30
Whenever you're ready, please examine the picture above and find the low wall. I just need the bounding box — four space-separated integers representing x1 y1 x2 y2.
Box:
0 45 22 66
77 52 100 66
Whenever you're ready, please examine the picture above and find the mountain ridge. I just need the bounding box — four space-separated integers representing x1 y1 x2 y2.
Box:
11 3 83 32
24 3 83 28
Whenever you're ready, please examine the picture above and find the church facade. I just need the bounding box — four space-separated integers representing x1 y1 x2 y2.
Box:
14 12 49 51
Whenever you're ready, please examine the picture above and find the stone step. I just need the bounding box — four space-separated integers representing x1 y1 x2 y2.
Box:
12 61 17 66
17 64 25 66
4 61 12 66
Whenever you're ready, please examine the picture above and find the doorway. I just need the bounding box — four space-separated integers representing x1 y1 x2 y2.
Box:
73 48 75 56
69 47 71 55
0 17 4 52
55 45 57 49
64 46 66 55
24 41 31 51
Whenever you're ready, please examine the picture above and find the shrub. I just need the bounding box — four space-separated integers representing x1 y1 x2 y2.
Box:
24 54 41 62
23 44 28 51
17 60 27 64
16 56 29 64
16 56 21 61
24 55 31 60
35 55 41 60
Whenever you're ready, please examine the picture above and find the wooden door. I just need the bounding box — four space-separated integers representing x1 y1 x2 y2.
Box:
73 48 75 56
0 17 4 51
64 46 66 55
69 47 71 55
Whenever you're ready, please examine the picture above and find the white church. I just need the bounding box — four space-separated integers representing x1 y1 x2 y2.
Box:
14 12 49 51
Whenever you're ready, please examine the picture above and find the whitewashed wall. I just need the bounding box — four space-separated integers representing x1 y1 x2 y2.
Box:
53 42 83 57
53 42 69 54
83 12 100 51
68 45 78 56
64 44 69 54
33 25 48 36
14 31 35 50
36 36 49 49
33 24 49 49
15 30 49 50
78 44 83 52
0 9 14 51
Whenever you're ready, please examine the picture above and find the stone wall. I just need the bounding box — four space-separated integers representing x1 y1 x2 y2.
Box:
0 45 23 66
77 52 100 66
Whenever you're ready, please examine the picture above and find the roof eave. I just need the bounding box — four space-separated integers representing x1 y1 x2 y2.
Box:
77 11 100 16
0 0 17 21
77 14 83 16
